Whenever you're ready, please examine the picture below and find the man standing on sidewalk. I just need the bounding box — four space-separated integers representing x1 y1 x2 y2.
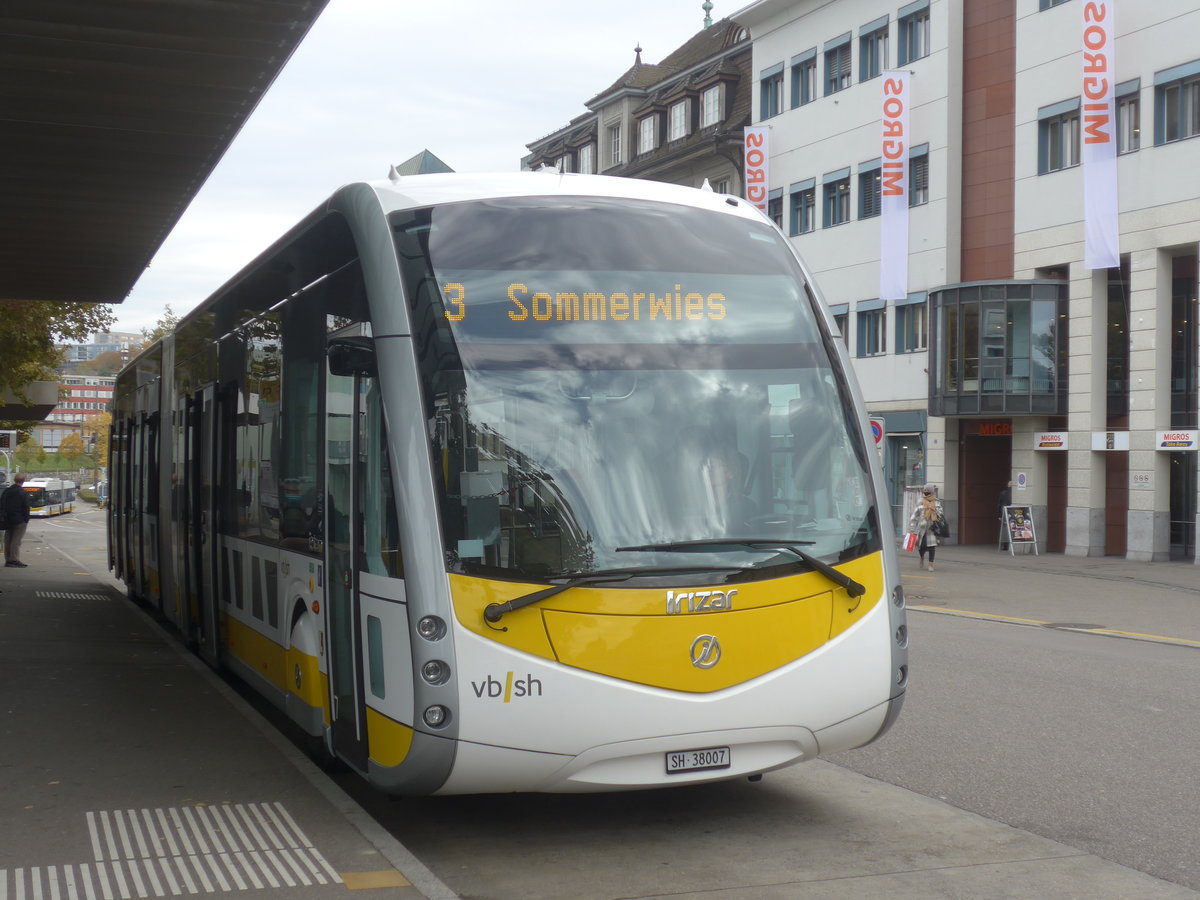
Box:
996 480 1012 551
3 472 32 567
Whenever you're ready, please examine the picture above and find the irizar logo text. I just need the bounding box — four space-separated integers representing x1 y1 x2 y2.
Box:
471 672 543 702
666 589 737 615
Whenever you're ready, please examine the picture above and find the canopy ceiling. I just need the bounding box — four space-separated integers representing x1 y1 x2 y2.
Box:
0 0 330 305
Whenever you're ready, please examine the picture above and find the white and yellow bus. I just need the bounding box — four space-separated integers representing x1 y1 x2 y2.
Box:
110 172 907 795
24 478 76 516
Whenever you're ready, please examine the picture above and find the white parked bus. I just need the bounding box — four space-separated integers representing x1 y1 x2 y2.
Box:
110 171 908 795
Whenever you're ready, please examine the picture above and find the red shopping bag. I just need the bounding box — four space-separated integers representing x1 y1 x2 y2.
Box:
902 532 918 552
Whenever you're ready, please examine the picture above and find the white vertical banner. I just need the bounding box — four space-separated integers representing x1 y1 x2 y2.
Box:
880 71 910 301
743 126 769 215
1082 0 1119 269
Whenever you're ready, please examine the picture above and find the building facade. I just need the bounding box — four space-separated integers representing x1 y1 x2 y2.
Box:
34 375 114 450
524 18 753 194
525 0 1200 562
733 0 1200 561
62 331 141 364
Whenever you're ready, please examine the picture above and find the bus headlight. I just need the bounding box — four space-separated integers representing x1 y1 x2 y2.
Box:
423 705 451 728
421 659 450 685
417 615 446 640
892 585 905 608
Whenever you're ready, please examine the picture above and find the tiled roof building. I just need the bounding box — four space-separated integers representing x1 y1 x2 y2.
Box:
524 19 751 194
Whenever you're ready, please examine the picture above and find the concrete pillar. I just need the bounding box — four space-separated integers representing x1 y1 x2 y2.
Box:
927 414 952 534
1126 249 1172 561
1012 416 1049 543
1065 265 1107 556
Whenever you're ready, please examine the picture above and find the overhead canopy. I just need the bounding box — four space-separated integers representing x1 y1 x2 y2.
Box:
0 0 330 305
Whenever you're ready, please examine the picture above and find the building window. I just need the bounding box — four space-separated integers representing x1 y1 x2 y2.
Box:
896 297 928 353
768 191 783 228
859 20 889 82
824 37 852 96
1116 85 1140 154
834 312 849 348
789 184 816 235
701 84 722 127
857 305 887 357
930 282 1069 417
637 116 658 154
898 3 930 66
760 64 784 119
910 147 929 206
858 164 882 219
556 154 572 173
1039 0 1070 8
790 51 817 108
1154 63 1200 145
668 100 689 141
607 123 623 167
578 143 595 174
711 178 730 194
1038 100 1081 173
823 172 851 227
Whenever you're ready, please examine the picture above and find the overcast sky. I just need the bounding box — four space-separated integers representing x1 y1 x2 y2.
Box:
113 0 723 334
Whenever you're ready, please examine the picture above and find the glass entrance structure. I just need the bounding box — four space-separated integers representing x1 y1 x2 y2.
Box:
928 281 1069 417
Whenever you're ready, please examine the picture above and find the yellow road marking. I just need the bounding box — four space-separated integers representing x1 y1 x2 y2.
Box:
341 870 412 890
909 605 1200 648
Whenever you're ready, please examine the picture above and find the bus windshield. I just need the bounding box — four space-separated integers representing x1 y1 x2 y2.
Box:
393 196 879 580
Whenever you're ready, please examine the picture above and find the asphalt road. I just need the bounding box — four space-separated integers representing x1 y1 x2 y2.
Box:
829 609 1200 891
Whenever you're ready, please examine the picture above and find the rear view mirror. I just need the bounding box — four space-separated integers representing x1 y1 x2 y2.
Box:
328 336 377 377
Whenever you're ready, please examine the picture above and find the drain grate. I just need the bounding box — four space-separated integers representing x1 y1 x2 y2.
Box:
35 591 110 601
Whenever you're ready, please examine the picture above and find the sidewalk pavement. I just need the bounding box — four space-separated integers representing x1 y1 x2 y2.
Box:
0 529 457 900
899 540 1200 648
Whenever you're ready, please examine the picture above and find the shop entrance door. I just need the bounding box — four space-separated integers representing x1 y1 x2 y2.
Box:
959 428 1011 544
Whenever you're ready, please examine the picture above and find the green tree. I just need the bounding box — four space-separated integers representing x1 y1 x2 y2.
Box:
60 431 86 465
141 304 181 344
72 350 126 376
90 412 112 469
0 300 115 407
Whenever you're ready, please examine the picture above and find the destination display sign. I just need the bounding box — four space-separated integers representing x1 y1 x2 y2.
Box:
393 196 827 349
435 270 816 345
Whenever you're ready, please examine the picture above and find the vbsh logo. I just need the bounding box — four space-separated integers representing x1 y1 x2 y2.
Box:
471 672 543 702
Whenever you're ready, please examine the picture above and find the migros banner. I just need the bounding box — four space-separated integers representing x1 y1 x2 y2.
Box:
880 71 910 301
744 126 769 215
1082 0 1118 269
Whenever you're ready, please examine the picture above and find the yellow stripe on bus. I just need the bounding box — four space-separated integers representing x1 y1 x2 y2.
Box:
366 706 414 768
225 617 288 692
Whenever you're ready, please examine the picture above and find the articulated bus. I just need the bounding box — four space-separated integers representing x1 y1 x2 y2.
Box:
110 172 907 795
25 478 76 516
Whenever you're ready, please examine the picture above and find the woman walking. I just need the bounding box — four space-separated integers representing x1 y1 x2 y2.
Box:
907 482 944 572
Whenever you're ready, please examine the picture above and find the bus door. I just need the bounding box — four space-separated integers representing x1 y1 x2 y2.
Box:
186 385 220 663
106 422 118 575
324 327 374 773
112 419 131 580
128 415 146 597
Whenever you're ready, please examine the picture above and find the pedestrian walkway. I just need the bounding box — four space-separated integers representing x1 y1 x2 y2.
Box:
0 533 457 900
899 540 1200 647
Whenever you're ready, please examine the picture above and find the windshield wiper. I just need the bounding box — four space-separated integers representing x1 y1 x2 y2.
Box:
616 539 865 598
483 564 746 623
